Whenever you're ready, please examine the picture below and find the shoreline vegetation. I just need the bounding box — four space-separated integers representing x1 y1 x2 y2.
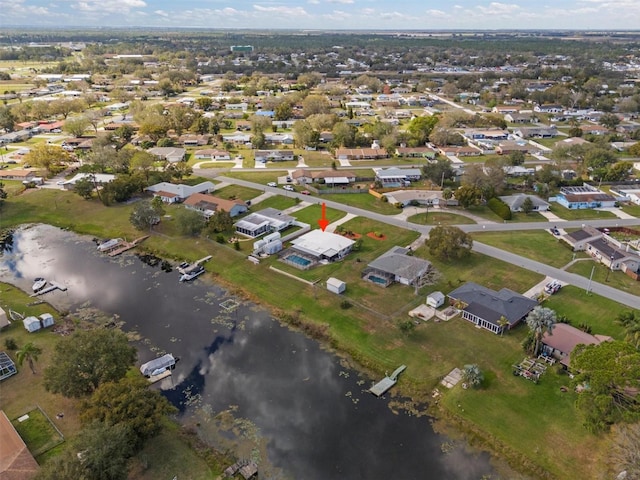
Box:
0 189 619 479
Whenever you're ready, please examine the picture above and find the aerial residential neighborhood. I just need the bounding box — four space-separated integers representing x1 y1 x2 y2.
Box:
0 27 639 480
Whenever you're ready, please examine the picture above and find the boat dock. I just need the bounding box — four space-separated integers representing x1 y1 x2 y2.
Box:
177 255 212 274
30 281 68 297
369 365 407 397
148 369 172 384
107 236 149 257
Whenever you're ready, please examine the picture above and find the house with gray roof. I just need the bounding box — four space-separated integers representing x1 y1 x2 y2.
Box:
499 194 550 212
374 167 422 188
145 181 215 203
362 246 432 287
147 147 186 163
447 282 538 334
234 208 294 238
560 226 604 251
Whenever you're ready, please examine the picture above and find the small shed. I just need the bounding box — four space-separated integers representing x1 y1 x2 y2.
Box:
327 277 346 294
426 291 445 308
140 353 176 377
23 316 41 333
39 313 54 328
0 307 8 329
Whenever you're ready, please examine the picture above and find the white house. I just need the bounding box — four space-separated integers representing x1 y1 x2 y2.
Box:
146 181 215 203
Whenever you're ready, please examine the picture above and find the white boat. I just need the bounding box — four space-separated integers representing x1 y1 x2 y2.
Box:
140 353 176 377
97 238 123 252
32 278 47 292
179 265 205 282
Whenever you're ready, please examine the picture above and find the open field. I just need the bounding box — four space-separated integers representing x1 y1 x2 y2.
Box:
407 210 475 225
289 203 346 227
321 192 402 215
213 184 262 201
223 171 282 185
474 230 585 268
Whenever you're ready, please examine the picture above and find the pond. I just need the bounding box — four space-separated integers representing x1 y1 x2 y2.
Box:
0 224 496 480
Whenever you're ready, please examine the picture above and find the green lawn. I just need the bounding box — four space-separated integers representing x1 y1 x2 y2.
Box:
566 260 640 297
549 204 617 220
619 203 640 217
290 203 346 227
251 195 297 211
321 192 402 215
407 210 476 225
196 162 236 169
223 171 281 185
214 185 262 202
541 286 627 338
12 407 64 458
474 230 581 268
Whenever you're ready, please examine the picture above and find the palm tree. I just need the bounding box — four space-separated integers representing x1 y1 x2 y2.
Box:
526 306 557 356
498 316 510 336
462 364 484 388
615 311 640 349
16 342 42 374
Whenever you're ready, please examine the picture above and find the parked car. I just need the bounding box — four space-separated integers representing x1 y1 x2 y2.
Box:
267 182 277 187
544 280 562 295
283 185 294 191
301 190 310 195
550 226 560 236
286 176 292 182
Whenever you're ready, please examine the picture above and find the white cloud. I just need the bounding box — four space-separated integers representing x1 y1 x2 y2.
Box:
253 4 310 16
154 9 168 17
426 9 450 18
74 0 146 13
475 2 521 15
327 0 354 4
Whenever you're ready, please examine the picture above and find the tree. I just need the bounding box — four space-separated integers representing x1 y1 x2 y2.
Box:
425 225 473 260
422 158 454 185
521 196 534 215
129 150 156 181
302 94 330 117
74 421 132 480
398 319 416 335
175 207 206 236
507 150 526 166
196 96 213 111
407 115 439 146
74 177 95 200
23 144 73 175
0 105 15 132
16 342 42 374
571 341 640 431
628 142 640 156
44 329 136 398
208 209 233 233
63 116 90 137
616 310 640 349
81 376 176 449
462 364 484 388
130 200 162 231
609 422 640 479
455 184 482 208
605 161 632 182
525 306 557 356
600 113 621 130
498 316 510 336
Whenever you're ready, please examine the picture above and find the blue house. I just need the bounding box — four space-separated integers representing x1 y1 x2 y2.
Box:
554 185 616 210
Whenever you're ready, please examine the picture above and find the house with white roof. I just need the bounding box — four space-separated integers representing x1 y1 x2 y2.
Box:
283 230 355 268
145 181 215 203
61 173 116 190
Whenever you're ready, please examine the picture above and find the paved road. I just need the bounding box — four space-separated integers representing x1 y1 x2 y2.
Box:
212 175 640 308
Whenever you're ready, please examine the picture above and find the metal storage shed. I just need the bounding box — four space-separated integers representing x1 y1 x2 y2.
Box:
426 291 445 308
326 277 346 294
39 313 55 328
22 316 41 333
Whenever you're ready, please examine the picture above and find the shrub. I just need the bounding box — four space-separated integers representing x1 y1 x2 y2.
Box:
216 234 225 244
340 300 352 310
4 337 17 350
487 197 512 220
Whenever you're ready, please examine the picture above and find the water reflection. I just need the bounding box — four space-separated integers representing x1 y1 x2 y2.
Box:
0 225 496 480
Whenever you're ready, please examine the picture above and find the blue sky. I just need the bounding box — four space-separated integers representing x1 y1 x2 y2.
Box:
2 0 640 30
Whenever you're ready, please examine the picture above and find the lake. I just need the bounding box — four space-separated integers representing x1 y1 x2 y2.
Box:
0 224 495 479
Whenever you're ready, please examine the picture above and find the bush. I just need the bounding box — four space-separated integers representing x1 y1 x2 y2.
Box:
340 300 352 310
487 197 512 220
4 337 17 350
216 234 225 244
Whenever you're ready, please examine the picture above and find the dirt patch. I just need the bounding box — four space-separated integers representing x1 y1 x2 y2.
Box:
366 232 387 241
341 232 362 240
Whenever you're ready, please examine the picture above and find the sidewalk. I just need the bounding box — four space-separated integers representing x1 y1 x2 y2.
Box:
539 211 565 222
596 207 637 220
326 213 357 233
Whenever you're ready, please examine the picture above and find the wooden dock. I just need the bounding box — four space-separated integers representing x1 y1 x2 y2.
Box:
148 369 172 384
177 255 212 274
369 365 407 397
107 236 149 257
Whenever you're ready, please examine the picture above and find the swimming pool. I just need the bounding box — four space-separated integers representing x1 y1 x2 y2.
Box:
287 254 312 267
368 274 388 285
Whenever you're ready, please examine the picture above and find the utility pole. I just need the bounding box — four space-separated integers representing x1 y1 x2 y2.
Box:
586 265 595 294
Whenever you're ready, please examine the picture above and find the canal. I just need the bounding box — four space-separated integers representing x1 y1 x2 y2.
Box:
0 224 496 479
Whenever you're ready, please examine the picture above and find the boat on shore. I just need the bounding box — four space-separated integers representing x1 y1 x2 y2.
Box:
32 278 47 292
97 238 123 252
179 265 205 282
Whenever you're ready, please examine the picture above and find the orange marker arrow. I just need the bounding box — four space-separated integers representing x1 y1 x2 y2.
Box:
318 202 329 231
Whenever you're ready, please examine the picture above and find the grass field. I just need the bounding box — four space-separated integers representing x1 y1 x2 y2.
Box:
474 230 584 268
12 407 64 458
214 184 262 201
549 204 617 220
566 260 640 297
321 192 402 215
407 210 476 225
